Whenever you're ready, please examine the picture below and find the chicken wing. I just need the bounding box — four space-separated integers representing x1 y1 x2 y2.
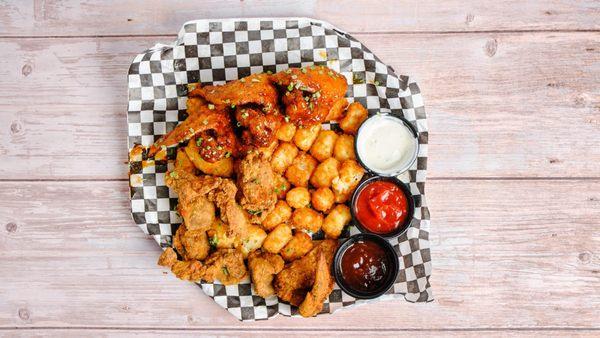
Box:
236 107 282 149
274 239 338 306
271 66 348 125
298 249 335 317
248 250 285 298
192 73 280 115
236 152 277 223
202 248 247 285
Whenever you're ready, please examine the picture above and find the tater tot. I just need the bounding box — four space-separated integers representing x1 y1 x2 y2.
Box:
238 225 267 258
273 174 291 199
285 187 311 209
311 187 335 213
326 98 348 122
262 200 292 231
339 102 368 134
276 122 297 142
293 123 321 151
322 204 352 239
310 130 339 162
271 142 299 174
333 134 356 162
332 159 365 199
285 152 318 187
310 157 340 188
291 207 323 233
262 223 293 254
281 232 314 262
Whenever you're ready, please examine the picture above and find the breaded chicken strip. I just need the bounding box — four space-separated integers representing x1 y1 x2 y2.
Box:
237 152 277 223
248 251 285 298
172 224 210 261
298 250 334 317
274 239 338 306
202 249 247 285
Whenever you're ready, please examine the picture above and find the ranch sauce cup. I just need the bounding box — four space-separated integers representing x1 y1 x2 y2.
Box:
355 114 419 176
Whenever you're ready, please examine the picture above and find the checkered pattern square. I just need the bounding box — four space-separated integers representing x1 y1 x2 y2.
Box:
127 18 433 321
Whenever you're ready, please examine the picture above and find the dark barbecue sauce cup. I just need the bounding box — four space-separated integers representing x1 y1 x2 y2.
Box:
333 233 399 299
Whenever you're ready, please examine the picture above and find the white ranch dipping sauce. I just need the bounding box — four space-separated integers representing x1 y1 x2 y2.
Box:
356 114 418 175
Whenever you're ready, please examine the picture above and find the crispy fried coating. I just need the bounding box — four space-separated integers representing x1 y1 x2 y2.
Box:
274 239 338 306
248 251 285 298
171 260 205 281
271 66 347 125
237 152 277 222
331 159 365 202
157 247 178 268
166 173 216 232
281 232 313 262
202 249 247 285
172 224 210 260
298 249 335 317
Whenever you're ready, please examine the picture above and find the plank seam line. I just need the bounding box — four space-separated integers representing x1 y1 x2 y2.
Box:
1 327 599 332
0 177 599 183
0 29 598 39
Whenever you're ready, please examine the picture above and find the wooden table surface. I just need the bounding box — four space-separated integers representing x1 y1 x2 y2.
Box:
0 1 599 337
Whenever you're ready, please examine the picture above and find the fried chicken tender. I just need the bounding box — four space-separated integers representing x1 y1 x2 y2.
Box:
192 73 280 115
272 66 348 125
171 260 205 281
248 251 285 298
298 249 335 317
166 170 250 237
172 224 210 260
157 247 178 268
237 152 277 222
202 249 247 285
166 172 216 232
274 239 338 306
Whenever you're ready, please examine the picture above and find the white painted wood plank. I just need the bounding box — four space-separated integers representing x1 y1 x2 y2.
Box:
0 180 598 329
0 0 599 36
0 33 598 179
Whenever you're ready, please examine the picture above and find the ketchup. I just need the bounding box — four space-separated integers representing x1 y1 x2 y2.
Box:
355 180 408 234
340 240 389 292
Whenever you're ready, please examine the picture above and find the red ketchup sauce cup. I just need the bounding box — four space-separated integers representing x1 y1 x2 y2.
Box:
351 176 414 238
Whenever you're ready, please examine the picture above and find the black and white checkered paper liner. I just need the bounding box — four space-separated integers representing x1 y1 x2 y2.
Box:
127 18 432 321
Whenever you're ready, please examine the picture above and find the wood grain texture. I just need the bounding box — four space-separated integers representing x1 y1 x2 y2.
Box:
1 329 600 338
0 0 599 37
0 180 598 329
0 33 598 179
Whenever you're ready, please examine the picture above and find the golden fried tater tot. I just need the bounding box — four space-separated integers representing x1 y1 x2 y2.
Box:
311 187 335 213
309 157 340 188
271 142 299 174
285 152 318 187
275 122 297 142
310 130 338 162
281 232 314 262
331 159 365 200
333 134 356 162
339 102 368 134
293 124 321 151
238 225 268 258
322 204 351 239
262 223 293 254
286 187 311 209
273 174 291 199
262 200 292 231
326 98 348 122
292 207 323 233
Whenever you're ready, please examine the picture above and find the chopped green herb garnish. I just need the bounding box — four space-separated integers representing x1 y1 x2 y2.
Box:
224 151 231 158
196 137 203 147
353 74 364 84
169 171 178 179
231 104 236 109
189 127 195 134
221 266 229 276
203 119 208 125
301 68 307 74
206 146 211 150
284 115 290 123
236 121 242 127
287 83 294 91
209 235 218 249
374 80 380 86
266 70 273 75
247 210 262 215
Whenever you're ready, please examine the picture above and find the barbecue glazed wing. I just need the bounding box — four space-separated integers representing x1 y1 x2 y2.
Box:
248 250 285 298
274 239 338 306
271 66 347 125
192 73 279 113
